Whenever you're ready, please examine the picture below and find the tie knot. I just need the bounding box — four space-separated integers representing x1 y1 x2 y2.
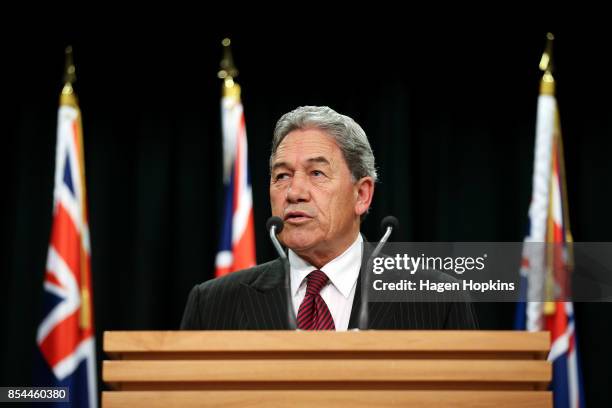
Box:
305 270 329 295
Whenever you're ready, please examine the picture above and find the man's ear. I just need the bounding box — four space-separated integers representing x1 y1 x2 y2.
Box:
354 176 375 216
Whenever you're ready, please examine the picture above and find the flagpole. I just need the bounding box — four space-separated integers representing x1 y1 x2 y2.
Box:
63 46 91 330
540 33 557 314
540 31 576 252
214 38 257 276
218 37 241 186
547 33 576 286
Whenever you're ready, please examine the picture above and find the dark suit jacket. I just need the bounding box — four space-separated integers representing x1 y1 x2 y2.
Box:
181 258 478 330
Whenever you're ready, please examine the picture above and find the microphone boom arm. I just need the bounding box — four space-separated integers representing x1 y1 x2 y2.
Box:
266 216 296 329
269 226 288 261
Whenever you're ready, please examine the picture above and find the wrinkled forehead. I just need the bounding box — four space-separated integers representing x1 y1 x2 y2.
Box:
272 128 342 165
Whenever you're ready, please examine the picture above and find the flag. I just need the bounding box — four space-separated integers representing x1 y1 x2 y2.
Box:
515 38 585 408
214 41 256 277
35 50 97 407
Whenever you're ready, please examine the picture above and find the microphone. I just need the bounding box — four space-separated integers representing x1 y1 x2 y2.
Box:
267 216 297 329
357 215 399 330
380 216 399 235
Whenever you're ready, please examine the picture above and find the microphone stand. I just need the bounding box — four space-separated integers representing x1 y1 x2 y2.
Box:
357 216 398 330
268 217 297 330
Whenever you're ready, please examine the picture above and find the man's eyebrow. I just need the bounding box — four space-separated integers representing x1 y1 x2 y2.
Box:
271 161 289 172
271 157 330 171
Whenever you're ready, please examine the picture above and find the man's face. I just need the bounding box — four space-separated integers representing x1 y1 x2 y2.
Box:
270 128 373 263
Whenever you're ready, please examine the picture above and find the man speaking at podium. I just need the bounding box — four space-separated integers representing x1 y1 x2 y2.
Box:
181 106 477 331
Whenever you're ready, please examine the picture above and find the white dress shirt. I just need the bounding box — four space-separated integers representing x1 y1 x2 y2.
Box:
289 234 363 331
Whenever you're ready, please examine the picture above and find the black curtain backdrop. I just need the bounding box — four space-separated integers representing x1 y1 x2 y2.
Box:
2 26 612 406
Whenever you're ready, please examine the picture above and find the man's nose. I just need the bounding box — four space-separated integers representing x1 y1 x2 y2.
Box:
286 173 310 203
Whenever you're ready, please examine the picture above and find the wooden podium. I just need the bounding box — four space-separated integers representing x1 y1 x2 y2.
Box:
102 331 551 407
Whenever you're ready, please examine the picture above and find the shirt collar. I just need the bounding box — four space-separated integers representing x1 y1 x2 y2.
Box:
289 234 363 299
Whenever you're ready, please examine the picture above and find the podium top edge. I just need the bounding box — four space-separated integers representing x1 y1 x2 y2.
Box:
103 330 550 353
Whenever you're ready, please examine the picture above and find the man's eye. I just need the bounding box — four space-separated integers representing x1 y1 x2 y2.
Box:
275 173 289 181
312 170 325 177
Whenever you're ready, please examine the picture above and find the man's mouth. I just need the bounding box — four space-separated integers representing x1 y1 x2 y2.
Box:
284 211 313 225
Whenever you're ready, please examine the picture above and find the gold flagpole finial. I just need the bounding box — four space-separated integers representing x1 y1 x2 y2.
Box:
539 33 555 95
62 46 77 96
218 38 241 99
539 33 555 73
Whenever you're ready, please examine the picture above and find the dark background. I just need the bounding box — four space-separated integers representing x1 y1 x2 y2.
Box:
2 24 611 405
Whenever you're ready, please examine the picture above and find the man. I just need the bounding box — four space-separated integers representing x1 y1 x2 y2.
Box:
181 106 477 330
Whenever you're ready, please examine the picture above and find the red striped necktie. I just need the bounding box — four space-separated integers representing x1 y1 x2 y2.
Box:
296 270 336 330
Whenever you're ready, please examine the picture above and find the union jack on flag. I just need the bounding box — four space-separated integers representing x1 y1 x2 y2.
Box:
214 68 256 277
35 73 97 407
515 44 585 408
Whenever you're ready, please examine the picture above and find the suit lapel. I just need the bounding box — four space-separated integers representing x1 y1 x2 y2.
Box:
240 259 290 330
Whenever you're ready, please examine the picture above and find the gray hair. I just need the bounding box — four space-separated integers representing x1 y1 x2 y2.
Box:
270 106 378 182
